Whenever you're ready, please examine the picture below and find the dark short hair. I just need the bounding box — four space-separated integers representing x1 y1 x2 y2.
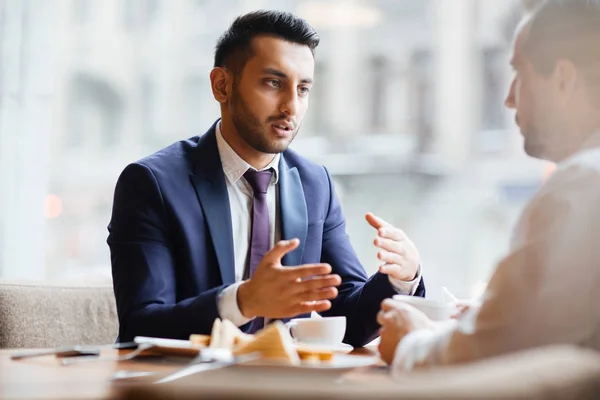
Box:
524 0 600 80
213 10 319 76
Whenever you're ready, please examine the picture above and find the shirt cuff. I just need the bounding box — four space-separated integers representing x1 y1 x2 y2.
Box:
217 281 253 327
388 264 422 295
391 320 457 373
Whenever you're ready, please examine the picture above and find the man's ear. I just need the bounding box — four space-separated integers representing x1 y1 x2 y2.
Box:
210 67 232 104
554 59 578 103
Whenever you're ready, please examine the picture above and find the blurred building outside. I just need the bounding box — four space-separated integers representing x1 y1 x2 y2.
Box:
0 0 551 300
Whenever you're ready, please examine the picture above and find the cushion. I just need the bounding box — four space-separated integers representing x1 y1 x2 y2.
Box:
0 281 118 348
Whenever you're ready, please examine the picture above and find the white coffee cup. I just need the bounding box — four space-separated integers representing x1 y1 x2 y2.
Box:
287 316 346 345
392 295 453 321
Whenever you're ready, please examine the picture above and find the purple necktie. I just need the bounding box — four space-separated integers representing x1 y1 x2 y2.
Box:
243 168 273 333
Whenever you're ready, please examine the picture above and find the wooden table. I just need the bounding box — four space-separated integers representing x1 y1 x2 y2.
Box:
1 347 392 400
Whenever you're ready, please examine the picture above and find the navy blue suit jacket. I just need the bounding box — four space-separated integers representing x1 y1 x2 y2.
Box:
108 121 425 347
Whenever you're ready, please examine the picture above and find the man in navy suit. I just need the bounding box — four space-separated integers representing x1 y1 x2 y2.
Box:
108 10 425 347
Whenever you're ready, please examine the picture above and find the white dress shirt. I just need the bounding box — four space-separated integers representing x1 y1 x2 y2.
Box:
214 123 421 327
392 133 600 372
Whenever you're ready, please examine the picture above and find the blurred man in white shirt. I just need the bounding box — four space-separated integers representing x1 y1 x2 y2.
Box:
377 0 600 371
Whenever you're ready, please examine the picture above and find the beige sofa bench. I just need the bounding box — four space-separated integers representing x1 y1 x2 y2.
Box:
0 281 118 348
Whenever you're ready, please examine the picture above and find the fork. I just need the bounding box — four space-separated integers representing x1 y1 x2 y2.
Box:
60 343 154 365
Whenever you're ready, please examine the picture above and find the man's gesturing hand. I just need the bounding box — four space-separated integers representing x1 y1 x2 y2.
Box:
237 239 342 319
365 213 420 282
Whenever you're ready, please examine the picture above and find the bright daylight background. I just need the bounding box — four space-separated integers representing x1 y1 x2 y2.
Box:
0 0 551 300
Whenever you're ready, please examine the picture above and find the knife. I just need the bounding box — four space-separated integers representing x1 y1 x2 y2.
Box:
155 350 260 384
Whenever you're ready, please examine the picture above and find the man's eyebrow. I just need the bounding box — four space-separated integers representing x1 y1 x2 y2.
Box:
262 67 313 84
262 67 287 78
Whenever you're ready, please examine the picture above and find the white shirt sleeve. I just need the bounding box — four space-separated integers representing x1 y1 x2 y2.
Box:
388 264 422 295
392 320 458 372
391 163 600 371
217 282 253 327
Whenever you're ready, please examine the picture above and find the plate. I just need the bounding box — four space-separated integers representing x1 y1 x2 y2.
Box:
245 354 379 370
133 336 364 368
293 341 353 354
134 336 201 357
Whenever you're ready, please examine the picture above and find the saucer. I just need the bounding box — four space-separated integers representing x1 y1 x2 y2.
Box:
245 353 378 370
293 341 353 354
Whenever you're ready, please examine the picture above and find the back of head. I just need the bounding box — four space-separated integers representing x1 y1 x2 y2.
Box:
214 10 319 76
524 0 600 101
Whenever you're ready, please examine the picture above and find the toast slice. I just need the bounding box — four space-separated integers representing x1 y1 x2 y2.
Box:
208 318 223 348
200 318 255 349
189 334 211 347
233 321 300 365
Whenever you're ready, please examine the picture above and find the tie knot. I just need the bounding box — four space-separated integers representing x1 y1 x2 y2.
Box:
244 169 273 194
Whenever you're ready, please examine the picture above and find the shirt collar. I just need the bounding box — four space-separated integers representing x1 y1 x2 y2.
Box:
215 121 280 185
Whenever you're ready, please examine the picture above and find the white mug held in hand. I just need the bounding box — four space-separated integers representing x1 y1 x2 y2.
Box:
392 295 453 321
287 316 346 345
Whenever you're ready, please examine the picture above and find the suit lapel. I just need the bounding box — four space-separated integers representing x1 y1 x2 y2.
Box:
189 122 236 285
278 156 308 266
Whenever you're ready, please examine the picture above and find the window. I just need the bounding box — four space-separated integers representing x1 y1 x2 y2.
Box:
1 0 538 303
481 47 507 130
307 61 327 135
123 0 159 29
409 50 434 154
141 77 159 144
67 75 122 149
182 76 204 137
370 55 388 131
72 0 92 24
